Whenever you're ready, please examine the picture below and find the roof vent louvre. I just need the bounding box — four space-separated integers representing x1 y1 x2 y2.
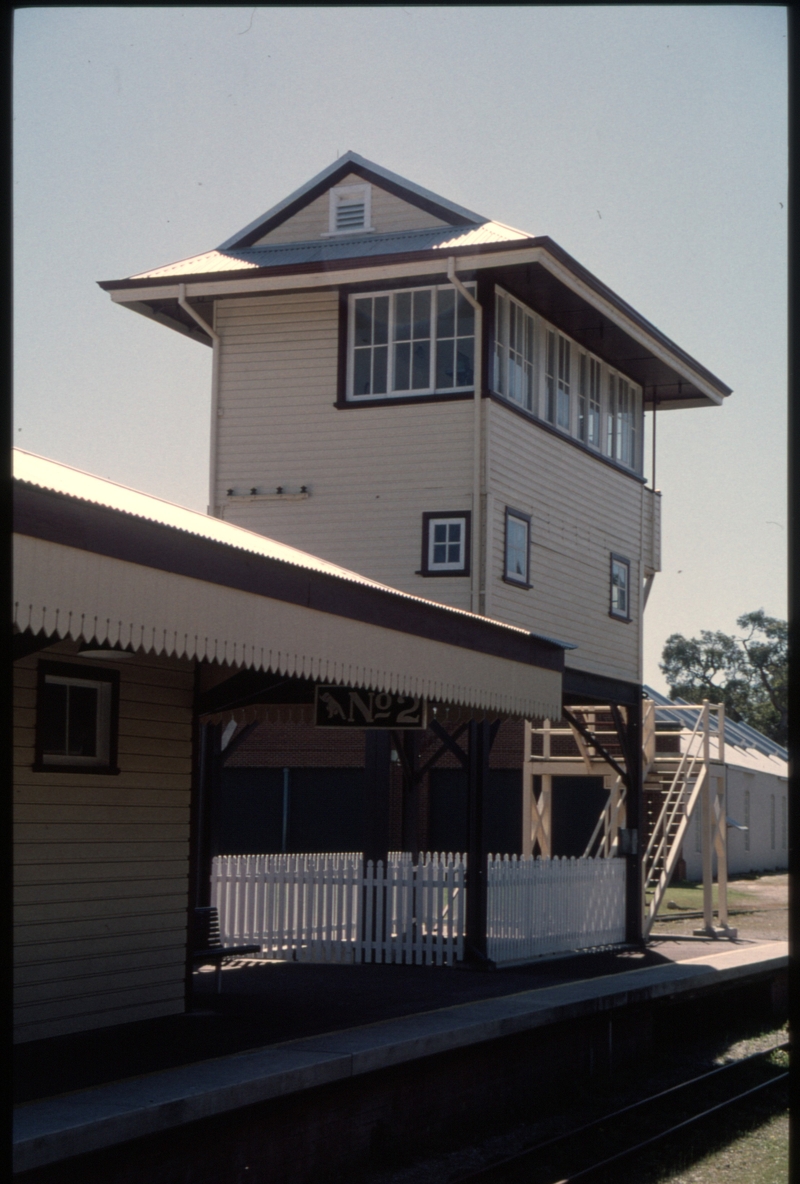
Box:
336 200 366 230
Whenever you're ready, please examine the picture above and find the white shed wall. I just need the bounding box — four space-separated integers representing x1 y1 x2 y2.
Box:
682 764 788 880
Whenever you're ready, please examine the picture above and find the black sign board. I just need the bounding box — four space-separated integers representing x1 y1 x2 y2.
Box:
314 686 427 729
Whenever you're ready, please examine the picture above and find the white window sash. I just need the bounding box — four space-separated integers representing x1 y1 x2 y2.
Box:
428 517 467 571
348 285 475 400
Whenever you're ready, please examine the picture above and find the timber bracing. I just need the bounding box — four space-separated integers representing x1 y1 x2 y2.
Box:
526 698 731 939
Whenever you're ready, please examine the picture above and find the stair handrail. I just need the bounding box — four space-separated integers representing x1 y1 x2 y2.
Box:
643 765 708 934
642 706 705 869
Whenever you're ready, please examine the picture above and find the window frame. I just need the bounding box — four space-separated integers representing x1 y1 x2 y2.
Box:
503 507 532 589
493 287 537 413
325 183 373 236
420 511 471 577
346 282 477 402
34 660 121 774
609 553 632 622
492 288 644 477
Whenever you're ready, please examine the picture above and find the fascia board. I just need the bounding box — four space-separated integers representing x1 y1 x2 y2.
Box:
110 246 726 405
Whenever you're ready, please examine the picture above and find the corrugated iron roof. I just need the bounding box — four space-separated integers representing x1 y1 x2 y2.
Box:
131 222 529 281
13 448 572 650
644 684 787 766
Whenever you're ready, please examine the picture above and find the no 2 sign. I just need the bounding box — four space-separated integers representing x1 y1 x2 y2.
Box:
314 686 427 729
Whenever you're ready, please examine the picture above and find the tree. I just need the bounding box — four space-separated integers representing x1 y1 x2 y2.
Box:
659 610 787 746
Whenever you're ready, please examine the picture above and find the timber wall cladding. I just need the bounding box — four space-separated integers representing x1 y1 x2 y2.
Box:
215 292 475 610
13 642 194 1043
486 400 643 683
252 173 449 245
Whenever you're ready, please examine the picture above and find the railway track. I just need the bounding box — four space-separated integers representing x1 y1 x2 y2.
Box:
453 1041 789 1183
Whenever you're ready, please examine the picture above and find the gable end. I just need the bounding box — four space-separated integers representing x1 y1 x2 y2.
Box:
227 160 482 249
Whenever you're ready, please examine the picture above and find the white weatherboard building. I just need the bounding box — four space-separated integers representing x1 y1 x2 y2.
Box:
100 151 731 702
98 153 732 931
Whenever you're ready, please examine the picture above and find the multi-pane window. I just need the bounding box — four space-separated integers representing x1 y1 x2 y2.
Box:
349 285 475 399
545 330 571 428
607 373 639 468
609 555 631 620
579 355 602 446
504 509 531 587
494 289 535 411
421 512 470 576
35 662 119 771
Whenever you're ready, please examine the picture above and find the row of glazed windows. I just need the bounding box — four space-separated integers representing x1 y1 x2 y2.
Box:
493 287 641 470
422 511 631 622
346 283 643 473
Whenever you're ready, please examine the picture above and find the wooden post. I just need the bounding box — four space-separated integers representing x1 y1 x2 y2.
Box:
522 721 533 857
465 719 490 962
714 773 729 927
532 718 553 859
364 730 391 867
401 731 420 861
700 700 714 931
622 701 643 945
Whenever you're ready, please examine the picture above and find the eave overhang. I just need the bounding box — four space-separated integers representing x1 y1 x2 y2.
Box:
100 236 730 408
13 480 567 720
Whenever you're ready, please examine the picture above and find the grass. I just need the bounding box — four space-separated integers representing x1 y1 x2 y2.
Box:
655 880 751 915
607 1082 788 1184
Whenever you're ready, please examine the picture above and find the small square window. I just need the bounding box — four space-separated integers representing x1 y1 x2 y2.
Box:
421 512 471 576
504 508 531 588
609 555 631 621
34 661 120 773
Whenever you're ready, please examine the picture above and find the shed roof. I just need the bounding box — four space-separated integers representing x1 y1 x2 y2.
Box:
644 685 787 772
13 450 567 719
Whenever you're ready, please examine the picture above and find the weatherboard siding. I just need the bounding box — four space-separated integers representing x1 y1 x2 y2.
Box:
486 401 643 683
253 173 448 245
214 291 646 677
13 643 193 1043
215 293 475 610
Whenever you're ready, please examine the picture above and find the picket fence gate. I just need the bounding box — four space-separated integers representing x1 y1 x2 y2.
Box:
487 854 627 964
212 851 465 965
211 852 626 968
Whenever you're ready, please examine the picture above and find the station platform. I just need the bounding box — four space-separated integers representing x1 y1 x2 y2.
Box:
14 938 788 1180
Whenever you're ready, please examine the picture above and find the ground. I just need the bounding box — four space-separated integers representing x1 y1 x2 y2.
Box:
650 872 789 941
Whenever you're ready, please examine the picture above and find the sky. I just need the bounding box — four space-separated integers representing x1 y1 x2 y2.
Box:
13 6 787 693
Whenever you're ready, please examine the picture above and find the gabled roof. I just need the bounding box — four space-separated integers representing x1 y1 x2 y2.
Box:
218 151 487 249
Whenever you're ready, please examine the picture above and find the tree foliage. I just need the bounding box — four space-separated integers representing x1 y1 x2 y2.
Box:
659 610 787 746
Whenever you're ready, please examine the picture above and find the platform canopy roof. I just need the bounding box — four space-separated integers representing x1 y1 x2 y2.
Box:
13 449 567 720
98 151 731 410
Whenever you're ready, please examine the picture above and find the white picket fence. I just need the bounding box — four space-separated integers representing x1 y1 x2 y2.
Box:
211 851 465 965
487 854 627 964
211 852 626 968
